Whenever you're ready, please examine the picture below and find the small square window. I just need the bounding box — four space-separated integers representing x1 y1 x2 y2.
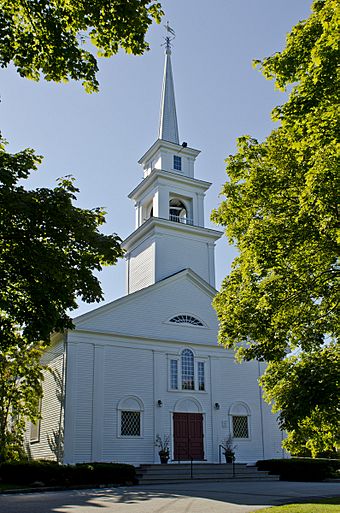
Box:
121 411 141 436
232 415 249 438
173 155 182 171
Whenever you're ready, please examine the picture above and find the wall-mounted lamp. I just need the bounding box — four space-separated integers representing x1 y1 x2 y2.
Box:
214 402 220 410
157 400 163 407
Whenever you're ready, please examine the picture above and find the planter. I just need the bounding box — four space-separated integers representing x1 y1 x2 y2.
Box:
159 451 169 464
224 453 234 464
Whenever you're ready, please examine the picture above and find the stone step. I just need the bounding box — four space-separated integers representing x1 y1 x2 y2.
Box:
136 463 279 484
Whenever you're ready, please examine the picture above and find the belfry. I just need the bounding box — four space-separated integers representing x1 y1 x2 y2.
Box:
122 28 222 294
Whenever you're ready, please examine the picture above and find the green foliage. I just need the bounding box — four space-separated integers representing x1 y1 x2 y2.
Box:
261 344 340 456
0 0 163 92
0 137 124 349
256 458 340 482
0 460 136 486
0 341 44 461
212 0 339 454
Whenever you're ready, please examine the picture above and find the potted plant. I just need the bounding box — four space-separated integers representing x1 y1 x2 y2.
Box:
155 434 170 464
222 435 236 464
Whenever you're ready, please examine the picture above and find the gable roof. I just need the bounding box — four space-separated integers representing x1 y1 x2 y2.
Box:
72 269 219 346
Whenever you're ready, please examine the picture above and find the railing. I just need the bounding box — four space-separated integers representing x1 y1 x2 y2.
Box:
169 215 194 225
218 444 236 478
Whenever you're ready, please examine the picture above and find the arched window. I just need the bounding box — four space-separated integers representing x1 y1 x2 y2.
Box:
169 315 204 327
169 349 206 392
229 402 250 439
169 198 187 223
181 349 194 390
117 396 144 437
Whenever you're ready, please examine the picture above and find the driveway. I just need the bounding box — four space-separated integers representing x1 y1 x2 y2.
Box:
0 480 339 513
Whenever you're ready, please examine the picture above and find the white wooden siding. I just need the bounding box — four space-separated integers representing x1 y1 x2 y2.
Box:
25 341 65 461
76 273 220 346
128 239 155 293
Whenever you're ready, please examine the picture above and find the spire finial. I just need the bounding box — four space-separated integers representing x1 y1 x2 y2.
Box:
163 21 175 54
158 22 179 144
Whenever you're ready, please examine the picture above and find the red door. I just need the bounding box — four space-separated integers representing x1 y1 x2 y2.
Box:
173 413 204 460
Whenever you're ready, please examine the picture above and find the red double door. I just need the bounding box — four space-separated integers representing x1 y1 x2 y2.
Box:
173 413 204 461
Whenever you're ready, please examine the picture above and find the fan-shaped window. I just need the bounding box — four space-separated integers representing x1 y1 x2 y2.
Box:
169 199 187 223
181 349 194 390
169 315 204 326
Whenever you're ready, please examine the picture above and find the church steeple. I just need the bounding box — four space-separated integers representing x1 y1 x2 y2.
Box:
122 27 222 295
158 23 179 144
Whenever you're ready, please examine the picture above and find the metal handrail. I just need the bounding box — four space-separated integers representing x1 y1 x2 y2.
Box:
218 444 236 478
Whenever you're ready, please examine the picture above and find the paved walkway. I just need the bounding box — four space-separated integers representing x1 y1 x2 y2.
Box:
0 480 339 513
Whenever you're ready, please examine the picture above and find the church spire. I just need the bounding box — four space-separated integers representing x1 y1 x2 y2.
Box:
158 23 179 144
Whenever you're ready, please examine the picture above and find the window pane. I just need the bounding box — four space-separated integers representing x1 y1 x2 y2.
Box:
121 411 140 436
198 362 205 391
181 349 194 390
174 155 182 170
232 415 249 438
170 359 178 389
30 420 40 442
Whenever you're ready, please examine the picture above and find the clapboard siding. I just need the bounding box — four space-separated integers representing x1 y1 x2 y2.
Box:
26 341 65 461
61 328 284 465
128 239 155 293
63 342 94 463
102 345 154 464
155 233 211 285
76 272 220 346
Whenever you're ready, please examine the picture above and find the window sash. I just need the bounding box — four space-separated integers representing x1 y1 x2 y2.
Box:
170 359 178 389
198 361 205 391
232 415 249 438
173 155 182 170
121 411 141 437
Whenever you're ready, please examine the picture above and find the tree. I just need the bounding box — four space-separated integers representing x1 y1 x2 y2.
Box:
0 137 124 350
261 344 340 457
0 0 163 92
212 0 339 454
0 340 44 461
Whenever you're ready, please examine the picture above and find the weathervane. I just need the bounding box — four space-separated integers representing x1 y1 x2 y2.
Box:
162 21 175 51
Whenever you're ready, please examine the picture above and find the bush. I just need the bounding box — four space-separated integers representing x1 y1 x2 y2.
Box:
0 461 136 487
256 458 340 481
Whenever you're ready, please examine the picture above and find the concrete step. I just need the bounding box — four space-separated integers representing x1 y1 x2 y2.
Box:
136 463 279 484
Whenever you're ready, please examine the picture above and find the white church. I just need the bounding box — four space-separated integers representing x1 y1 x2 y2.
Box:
27 34 285 466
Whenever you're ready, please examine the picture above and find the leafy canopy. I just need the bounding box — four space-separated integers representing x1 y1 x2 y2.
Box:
212 0 339 453
0 340 44 461
0 0 163 92
0 137 124 349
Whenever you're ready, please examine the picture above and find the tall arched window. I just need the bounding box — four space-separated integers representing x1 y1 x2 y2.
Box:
181 349 194 390
169 199 187 223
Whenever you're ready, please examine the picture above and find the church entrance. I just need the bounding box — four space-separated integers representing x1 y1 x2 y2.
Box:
173 413 204 460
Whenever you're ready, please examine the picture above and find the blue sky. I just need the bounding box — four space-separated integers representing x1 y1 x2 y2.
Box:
0 0 312 316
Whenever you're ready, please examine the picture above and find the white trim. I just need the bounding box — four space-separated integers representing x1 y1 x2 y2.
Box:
117 395 144 438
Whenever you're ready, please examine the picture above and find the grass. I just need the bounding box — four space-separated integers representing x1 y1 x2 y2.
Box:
253 497 340 513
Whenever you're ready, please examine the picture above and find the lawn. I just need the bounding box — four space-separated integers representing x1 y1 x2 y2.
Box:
254 497 340 513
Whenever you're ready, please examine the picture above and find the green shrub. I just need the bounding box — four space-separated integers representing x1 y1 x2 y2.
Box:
256 458 340 481
0 461 136 487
